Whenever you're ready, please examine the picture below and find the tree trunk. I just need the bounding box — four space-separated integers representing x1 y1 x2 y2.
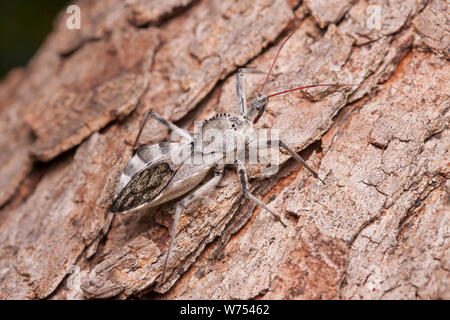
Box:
0 0 448 300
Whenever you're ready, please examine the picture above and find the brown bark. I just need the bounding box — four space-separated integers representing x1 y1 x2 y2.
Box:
0 0 448 300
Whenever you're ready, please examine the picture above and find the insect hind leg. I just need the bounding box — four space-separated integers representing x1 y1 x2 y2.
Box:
160 164 225 283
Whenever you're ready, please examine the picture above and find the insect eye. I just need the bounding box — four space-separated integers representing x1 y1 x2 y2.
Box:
251 96 268 123
254 96 268 108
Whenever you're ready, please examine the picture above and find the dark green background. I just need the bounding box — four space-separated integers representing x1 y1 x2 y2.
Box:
0 1 70 79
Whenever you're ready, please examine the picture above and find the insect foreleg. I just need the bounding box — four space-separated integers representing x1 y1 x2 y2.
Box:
236 68 248 116
237 68 279 116
235 160 287 227
134 111 193 146
160 164 225 283
266 139 325 184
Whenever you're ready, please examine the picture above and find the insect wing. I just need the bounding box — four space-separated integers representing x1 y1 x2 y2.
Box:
110 142 191 213
116 142 189 193
110 161 176 213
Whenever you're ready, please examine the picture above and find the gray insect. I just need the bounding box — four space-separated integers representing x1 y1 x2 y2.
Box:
110 20 343 283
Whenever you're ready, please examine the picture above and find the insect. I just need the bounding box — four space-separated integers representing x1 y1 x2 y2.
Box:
110 16 365 283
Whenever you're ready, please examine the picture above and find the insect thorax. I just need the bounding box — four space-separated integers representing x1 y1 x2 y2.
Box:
196 114 253 156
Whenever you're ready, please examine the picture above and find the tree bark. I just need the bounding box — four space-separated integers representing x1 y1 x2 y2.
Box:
0 0 448 300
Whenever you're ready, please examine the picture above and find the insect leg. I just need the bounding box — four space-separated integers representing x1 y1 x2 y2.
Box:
161 164 225 283
236 68 248 115
237 68 278 115
234 160 287 227
267 139 326 184
133 111 193 146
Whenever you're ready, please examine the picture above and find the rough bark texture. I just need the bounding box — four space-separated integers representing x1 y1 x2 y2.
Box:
0 0 448 300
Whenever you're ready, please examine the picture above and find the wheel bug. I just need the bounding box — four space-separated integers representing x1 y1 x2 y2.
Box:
110 16 384 283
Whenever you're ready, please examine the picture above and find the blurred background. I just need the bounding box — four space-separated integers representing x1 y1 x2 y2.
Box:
0 1 70 79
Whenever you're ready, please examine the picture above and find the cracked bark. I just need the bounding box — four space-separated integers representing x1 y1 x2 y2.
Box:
0 0 448 300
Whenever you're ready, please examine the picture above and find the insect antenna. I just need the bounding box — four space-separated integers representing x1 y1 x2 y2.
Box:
257 15 406 101
267 83 359 99
258 15 317 96
266 83 407 99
